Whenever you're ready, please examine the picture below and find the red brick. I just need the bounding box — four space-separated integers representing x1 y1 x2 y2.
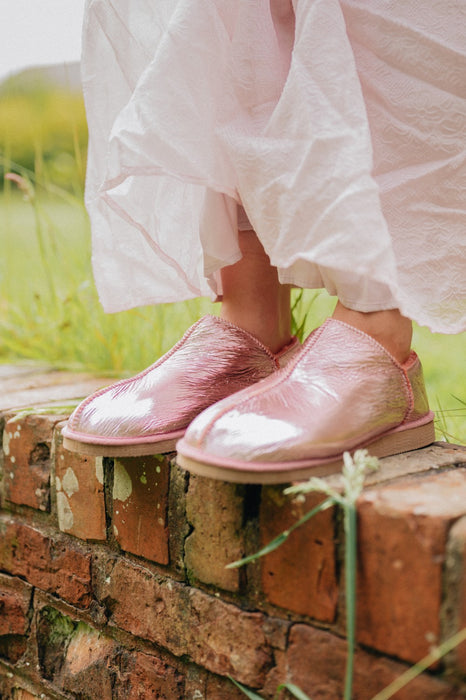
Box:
445 516 466 672
263 624 462 700
167 462 190 576
0 679 44 700
185 475 245 591
115 651 185 699
61 624 185 699
54 425 106 540
184 665 249 699
259 486 338 621
92 553 272 686
187 592 271 687
205 674 249 699
0 636 28 663
263 617 290 651
357 470 466 663
0 517 92 608
2 414 66 511
183 666 207 699
0 572 32 636
113 456 169 564
61 625 117 699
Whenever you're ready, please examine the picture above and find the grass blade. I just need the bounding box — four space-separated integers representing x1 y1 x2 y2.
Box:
276 682 313 699
226 532 289 568
451 394 466 407
371 628 466 700
227 497 336 569
343 503 357 700
229 677 265 699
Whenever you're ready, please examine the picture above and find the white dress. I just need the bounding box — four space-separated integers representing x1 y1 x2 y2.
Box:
81 0 466 333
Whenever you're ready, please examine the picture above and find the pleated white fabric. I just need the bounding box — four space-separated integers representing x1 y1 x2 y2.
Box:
81 0 466 333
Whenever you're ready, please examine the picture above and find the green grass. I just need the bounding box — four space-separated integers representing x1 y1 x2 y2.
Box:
0 189 215 374
0 79 87 192
0 188 464 443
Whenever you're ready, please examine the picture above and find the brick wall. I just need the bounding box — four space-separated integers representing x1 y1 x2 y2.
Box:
1 405 466 699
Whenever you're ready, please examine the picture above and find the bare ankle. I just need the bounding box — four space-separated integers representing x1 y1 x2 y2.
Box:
220 230 292 353
220 304 291 354
332 302 412 363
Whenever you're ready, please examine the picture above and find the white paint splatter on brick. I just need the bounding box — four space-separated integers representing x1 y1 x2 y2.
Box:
57 491 74 530
3 431 10 456
95 457 104 485
62 467 79 497
113 460 132 501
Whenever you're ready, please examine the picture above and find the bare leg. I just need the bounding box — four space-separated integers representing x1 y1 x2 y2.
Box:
332 301 412 363
220 231 412 360
220 230 292 353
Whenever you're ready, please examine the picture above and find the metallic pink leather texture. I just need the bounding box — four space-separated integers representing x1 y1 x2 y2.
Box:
62 315 300 455
176 319 435 482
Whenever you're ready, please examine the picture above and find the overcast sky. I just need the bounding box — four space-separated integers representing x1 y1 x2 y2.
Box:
0 0 86 82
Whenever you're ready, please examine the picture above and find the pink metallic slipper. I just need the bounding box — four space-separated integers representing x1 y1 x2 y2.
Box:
176 319 435 483
62 315 300 456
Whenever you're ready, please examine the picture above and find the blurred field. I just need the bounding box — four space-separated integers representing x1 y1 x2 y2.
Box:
0 191 214 373
0 68 87 194
0 74 464 443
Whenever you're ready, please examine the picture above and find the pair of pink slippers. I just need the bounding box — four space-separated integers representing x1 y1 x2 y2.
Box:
62 315 435 483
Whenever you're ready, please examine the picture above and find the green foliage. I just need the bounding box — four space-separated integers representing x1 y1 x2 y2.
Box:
0 80 87 193
290 288 333 343
39 606 76 644
0 76 214 372
0 188 216 373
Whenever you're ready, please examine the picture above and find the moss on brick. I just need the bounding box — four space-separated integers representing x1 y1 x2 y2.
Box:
37 606 76 681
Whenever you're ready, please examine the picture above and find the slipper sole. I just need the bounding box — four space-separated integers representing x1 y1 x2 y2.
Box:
176 418 436 484
62 429 184 457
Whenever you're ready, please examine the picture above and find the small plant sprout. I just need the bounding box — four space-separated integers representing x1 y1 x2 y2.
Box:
285 448 379 503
